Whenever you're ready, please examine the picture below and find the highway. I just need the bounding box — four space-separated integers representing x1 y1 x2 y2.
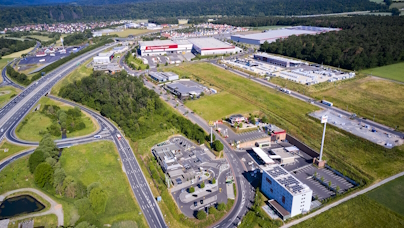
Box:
0 42 167 228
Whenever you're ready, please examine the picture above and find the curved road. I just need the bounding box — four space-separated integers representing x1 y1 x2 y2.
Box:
0 42 167 228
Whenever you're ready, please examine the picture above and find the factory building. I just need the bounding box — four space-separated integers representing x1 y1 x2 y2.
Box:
93 51 115 64
112 46 128 54
188 38 239 56
261 165 313 220
231 26 341 45
149 72 179 82
138 40 192 56
165 80 206 99
254 53 303 68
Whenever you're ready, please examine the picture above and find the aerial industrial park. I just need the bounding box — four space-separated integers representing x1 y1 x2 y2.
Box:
0 0 404 228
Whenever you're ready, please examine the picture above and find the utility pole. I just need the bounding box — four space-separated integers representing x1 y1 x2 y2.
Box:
319 115 328 162
210 126 213 146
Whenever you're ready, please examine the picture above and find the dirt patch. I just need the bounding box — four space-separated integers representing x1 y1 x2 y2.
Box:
0 90 11 96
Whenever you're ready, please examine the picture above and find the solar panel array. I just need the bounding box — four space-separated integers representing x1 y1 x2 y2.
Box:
278 176 304 193
267 166 288 178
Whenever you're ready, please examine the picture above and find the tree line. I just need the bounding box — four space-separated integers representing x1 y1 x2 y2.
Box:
63 30 93 46
40 105 86 137
0 38 36 57
0 0 387 29
257 16 404 70
58 71 207 143
28 134 108 228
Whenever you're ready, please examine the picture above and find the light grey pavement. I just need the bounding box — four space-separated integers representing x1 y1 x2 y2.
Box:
179 184 218 203
283 171 404 228
0 188 63 226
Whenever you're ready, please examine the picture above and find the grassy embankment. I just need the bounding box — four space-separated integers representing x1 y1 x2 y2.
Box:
0 86 21 108
0 58 13 84
22 35 51 42
109 29 151 37
361 61 404 83
168 63 404 182
0 140 33 162
2 47 35 59
127 54 148 70
8 214 58 228
130 129 235 228
51 58 93 95
0 141 147 227
15 96 98 141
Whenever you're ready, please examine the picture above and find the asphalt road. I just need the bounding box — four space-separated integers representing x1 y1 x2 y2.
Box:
0 43 167 228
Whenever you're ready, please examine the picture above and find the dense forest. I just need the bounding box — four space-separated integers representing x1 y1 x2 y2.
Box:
255 16 404 70
58 71 206 142
0 38 36 57
63 30 93 46
0 0 387 29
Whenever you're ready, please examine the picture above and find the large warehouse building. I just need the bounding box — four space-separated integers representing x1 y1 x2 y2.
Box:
261 165 313 220
93 51 115 64
254 53 303 68
138 39 193 56
188 38 240 56
231 26 341 45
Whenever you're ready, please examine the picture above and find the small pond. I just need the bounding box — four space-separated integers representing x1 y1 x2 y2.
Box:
0 195 45 219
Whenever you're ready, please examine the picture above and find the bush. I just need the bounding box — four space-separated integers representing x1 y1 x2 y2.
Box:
29 150 45 173
89 187 108 214
208 206 216 214
196 210 207 220
217 202 226 211
189 186 195 193
212 140 223 152
74 198 92 216
34 162 54 189
200 181 205 189
75 221 97 228
87 182 101 197
211 178 216 184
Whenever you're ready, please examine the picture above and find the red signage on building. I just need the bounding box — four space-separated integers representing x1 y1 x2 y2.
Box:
145 45 178 50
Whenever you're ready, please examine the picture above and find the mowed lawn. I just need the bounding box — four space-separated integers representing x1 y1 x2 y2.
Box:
367 175 404 216
293 195 404 228
52 58 93 95
109 29 151 37
361 62 404 83
0 140 33 162
60 141 146 226
185 91 258 121
16 97 98 141
311 76 404 129
168 63 404 181
0 86 21 108
2 46 35 59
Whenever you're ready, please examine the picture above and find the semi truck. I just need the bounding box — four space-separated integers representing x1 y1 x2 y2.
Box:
321 100 333 107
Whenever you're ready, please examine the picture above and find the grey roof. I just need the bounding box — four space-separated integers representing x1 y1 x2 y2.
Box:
166 80 205 95
139 40 177 47
188 37 234 50
149 72 167 81
162 72 179 78
230 114 244 119
264 165 311 195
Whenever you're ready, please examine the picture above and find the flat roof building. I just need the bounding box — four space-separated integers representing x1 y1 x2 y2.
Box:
93 63 122 74
149 71 179 82
93 51 115 64
231 26 341 45
188 38 239 56
252 147 275 165
138 39 192 56
152 143 183 173
165 80 206 99
261 165 313 219
254 53 303 68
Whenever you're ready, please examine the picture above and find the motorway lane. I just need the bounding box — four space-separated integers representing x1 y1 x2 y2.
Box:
211 61 404 139
0 42 168 227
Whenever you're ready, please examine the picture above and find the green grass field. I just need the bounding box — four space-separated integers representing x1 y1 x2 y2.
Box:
109 29 151 37
0 140 32 162
16 97 98 141
185 91 258 121
22 35 51 42
293 195 404 228
0 58 13 84
0 86 21 108
361 62 404 83
60 141 146 226
52 58 93 95
168 63 404 182
8 214 58 228
366 175 404 216
128 54 148 70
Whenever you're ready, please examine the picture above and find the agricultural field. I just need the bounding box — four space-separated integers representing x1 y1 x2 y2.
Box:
361 62 404 83
168 63 404 182
2 47 35 59
185 91 258 121
367 175 404 216
0 86 20 108
0 140 32 162
109 29 151 37
293 195 404 228
16 97 98 141
52 58 93 95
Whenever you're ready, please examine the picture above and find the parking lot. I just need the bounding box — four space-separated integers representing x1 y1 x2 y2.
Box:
310 109 403 148
140 53 187 68
19 46 86 66
216 123 269 145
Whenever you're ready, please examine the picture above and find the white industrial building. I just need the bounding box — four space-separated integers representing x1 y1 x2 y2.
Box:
149 72 179 82
93 52 114 64
231 26 341 45
254 53 303 67
112 46 128 54
261 165 313 220
138 40 193 56
188 38 240 56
